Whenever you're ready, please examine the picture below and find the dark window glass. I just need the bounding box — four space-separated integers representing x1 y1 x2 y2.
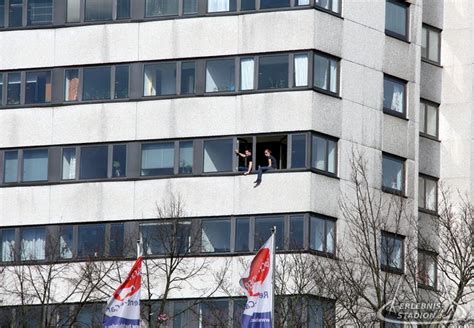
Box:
206 59 236 93
382 154 404 193
78 224 105 257
291 134 306 168
254 216 284 250
141 142 175 176
183 0 198 14
66 0 80 22
9 0 22 27
80 146 108 179
310 216 335 254
181 61 195 94
308 297 335 328
65 69 79 101
112 145 127 177
312 135 337 174
85 0 113 21
0 1 4 27
179 141 193 174
7 72 21 105
25 71 52 104
62 148 77 180
381 232 404 271
146 0 178 17
23 149 48 182
314 53 338 93
235 218 250 252
233 299 247 328
1 228 15 262
144 63 177 96
420 100 438 138
260 0 289 9
203 139 233 173
20 227 46 261
4 150 18 183
290 215 304 249
75 304 103 326
258 55 289 90
114 65 129 99
200 300 229 327
0 307 13 326
201 219 230 253
83 66 111 100
116 0 130 19
315 0 339 13
27 0 53 25
59 226 73 259
386 0 408 39
110 223 124 256
383 76 405 114
141 222 191 255
241 0 255 10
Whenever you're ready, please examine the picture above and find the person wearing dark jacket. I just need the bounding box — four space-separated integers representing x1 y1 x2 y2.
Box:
254 149 277 186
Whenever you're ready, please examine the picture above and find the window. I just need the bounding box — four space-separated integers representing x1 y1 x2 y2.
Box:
25 71 52 104
110 145 127 178
183 0 198 14
203 139 233 173
418 175 437 212
315 0 340 13
201 218 230 253
110 223 124 257
80 145 108 179
65 69 79 101
294 54 308 87
310 216 335 254
289 215 304 249
114 65 129 99
9 0 22 27
420 100 438 138
241 0 255 10
254 216 284 250
260 0 289 9
0 1 4 27
314 53 338 94
140 221 191 255
208 0 236 12
144 63 177 96
62 148 77 180
20 227 46 261
78 224 105 257
382 153 404 193
83 66 111 100
23 149 48 182
291 134 306 168
235 218 250 252
1 229 15 262
385 0 408 40
418 250 437 288
27 0 53 25
311 134 337 174
85 0 113 21
7 72 21 105
117 0 130 18
258 55 289 90
383 75 406 115
422 24 440 64
146 0 178 17
4 150 18 183
66 0 80 22
141 142 175 176
381 232 404 271
178 141 193 174
181 61 195 94
200 300 230 327
59 226 73 259
240 57 255 91
206 59 235 93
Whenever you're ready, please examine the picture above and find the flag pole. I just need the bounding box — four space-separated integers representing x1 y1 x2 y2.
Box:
271 226 276 328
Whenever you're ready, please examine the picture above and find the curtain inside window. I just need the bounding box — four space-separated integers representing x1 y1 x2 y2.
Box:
314 55 329 90
240 58 254 90
294 54 308 87
391 83 404 113
142 144 174 169
425 179 437 211
313 136 327 170
1 230 15 262
310 217 325 251
62 148 76 180
298 0 309 5
144 68 156 96
21 228 46 260
208 0 229 12
329 59 337 92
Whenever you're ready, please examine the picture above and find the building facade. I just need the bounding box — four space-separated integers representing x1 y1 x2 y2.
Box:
0 0 467 326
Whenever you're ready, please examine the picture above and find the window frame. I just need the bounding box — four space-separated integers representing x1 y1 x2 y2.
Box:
380 230 405 273
421 23 441 65
385 0 409 42
419 99 439 140
312 51 340 96
417 249 438 290
0 69 53 107
418 174 438 213
67 0 131 24
383 74 407 118
2 148 49 184
382 152 406 196
310 132 338 177
140 141 176 177
309 214 336 256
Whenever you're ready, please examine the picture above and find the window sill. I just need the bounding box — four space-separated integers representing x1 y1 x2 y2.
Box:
383 108 408 121
312 87 341 99
381 265 404 275
313 6 343 19
418 207 438 216
310 168 339 179
382 186 406 197
418 283 437 292
385 31 410 44
419 133 440 143
421 58 443 68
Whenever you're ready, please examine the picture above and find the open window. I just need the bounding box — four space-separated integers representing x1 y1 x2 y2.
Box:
236 137 253 170
255 135 287 170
